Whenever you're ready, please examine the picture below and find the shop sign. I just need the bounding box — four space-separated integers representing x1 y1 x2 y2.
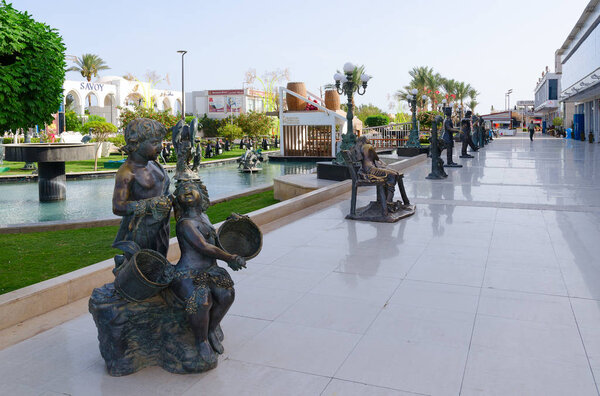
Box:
79 82 105 91
208 89 244 96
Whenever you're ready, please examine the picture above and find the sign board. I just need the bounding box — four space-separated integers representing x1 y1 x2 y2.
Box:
516 100 534 106
208 89 244 96
208 96 225 113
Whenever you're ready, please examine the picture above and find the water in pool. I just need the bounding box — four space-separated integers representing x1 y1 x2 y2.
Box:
0 161 316 225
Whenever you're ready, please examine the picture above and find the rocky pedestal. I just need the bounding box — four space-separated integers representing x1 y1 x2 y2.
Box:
89 283 220 376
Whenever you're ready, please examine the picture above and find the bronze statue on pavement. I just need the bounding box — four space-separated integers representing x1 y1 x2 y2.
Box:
442 107 462 168
460 110 478 158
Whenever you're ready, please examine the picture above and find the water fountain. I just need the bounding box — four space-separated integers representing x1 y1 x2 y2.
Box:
4 143 95 201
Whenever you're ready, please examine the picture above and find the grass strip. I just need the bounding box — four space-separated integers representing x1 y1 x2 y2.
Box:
0 190 278 294
1 149 273 175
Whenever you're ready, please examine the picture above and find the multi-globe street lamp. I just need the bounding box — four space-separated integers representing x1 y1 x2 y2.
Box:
406 88 420 147
333 62 371 138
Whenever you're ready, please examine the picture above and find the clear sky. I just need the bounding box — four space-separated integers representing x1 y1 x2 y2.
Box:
14 0 590 114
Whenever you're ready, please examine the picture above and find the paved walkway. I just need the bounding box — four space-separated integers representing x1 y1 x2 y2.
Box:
2 133 600 395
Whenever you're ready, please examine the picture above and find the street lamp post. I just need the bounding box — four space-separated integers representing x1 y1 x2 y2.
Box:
505 89 512 111
406 88 420 148
333 62 371 138
177 50 187 120
331 62 371 164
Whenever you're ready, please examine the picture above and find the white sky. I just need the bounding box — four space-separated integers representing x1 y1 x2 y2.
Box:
14 0 590 114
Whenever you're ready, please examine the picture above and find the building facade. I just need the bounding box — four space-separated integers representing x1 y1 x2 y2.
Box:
556 0 600 140
63 76 182 127
534 72 561 131
185 89 267 119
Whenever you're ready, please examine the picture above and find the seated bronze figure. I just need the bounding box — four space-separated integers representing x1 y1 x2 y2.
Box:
342 136 415 222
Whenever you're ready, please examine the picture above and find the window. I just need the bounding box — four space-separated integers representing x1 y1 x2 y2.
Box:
548 79 558 100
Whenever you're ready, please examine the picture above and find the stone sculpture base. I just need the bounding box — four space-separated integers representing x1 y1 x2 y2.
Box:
346 201 416 223
317 162 351 181
89 283 221 376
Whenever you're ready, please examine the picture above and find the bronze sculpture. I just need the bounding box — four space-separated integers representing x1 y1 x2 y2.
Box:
90 117 258 376
341 136 415 222
354 136 410 206
170 180 245 365
426 115 448 179
442 107 463 168
460 110 478 159
112 118 172 268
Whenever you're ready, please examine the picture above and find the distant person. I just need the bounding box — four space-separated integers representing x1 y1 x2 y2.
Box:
528 121 535 141
224 138 231 151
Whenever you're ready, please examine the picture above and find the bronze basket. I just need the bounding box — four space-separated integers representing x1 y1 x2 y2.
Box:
217 213 262 260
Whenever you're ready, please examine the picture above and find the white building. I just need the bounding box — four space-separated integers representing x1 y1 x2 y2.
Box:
533 69 561 131
63 76 182 127
556 0 600 140
185 89 267 119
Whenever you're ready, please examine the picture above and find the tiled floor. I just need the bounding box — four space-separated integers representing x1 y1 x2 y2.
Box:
3 133 600 395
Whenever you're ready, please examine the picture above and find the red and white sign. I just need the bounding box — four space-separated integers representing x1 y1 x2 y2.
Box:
208 89 244 96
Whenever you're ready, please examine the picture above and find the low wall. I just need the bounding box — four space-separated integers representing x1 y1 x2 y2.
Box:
0 154 426 332
0 180 351 331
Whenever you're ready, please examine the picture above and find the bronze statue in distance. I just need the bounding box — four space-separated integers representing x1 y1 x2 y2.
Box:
342 136 415 222
172 117 201 181
460 110 478 159
442 107 463 168
112 118 172 269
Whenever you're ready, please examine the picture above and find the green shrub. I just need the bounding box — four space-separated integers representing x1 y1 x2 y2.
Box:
553 117 563 127
198 114 225 137
107 134 126 149
236 112 275 138
118 106 179 139
417 110 444 130
65 110 83 132
218 123 243 141
364 114 390 127
87 115 106 123
82 121 117 135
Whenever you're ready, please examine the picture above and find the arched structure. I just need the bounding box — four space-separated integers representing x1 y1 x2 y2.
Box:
62 76 182 127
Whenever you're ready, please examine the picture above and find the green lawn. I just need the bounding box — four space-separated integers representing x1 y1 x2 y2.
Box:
0 148 274 175
0 190 278 294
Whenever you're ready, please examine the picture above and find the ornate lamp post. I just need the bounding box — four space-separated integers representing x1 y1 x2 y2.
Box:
332 63 371 164
406 88 420 147
334 62 371 138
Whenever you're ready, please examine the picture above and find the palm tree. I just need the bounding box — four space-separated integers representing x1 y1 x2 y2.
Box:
441 78 457 104
454 81 472 109
468 88 479 112
67 54 110 106
424 72 443 111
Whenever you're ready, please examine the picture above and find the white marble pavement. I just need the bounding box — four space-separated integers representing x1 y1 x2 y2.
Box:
2 132 600 395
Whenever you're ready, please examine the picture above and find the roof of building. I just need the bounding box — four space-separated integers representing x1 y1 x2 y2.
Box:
556 0 599 58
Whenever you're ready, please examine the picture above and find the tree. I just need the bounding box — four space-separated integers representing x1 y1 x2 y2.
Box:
0 1 66 132
65 110 83 132
85 121 117 171
454 81 472 109
67 54 110 107
235 111 274 138
364 114 390 127
118 106 179 139
354 104 385 122
218 123 243 142
67 54 109 82
245 68 290 112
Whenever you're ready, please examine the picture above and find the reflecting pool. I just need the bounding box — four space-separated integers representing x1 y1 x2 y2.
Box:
0 161 315 225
